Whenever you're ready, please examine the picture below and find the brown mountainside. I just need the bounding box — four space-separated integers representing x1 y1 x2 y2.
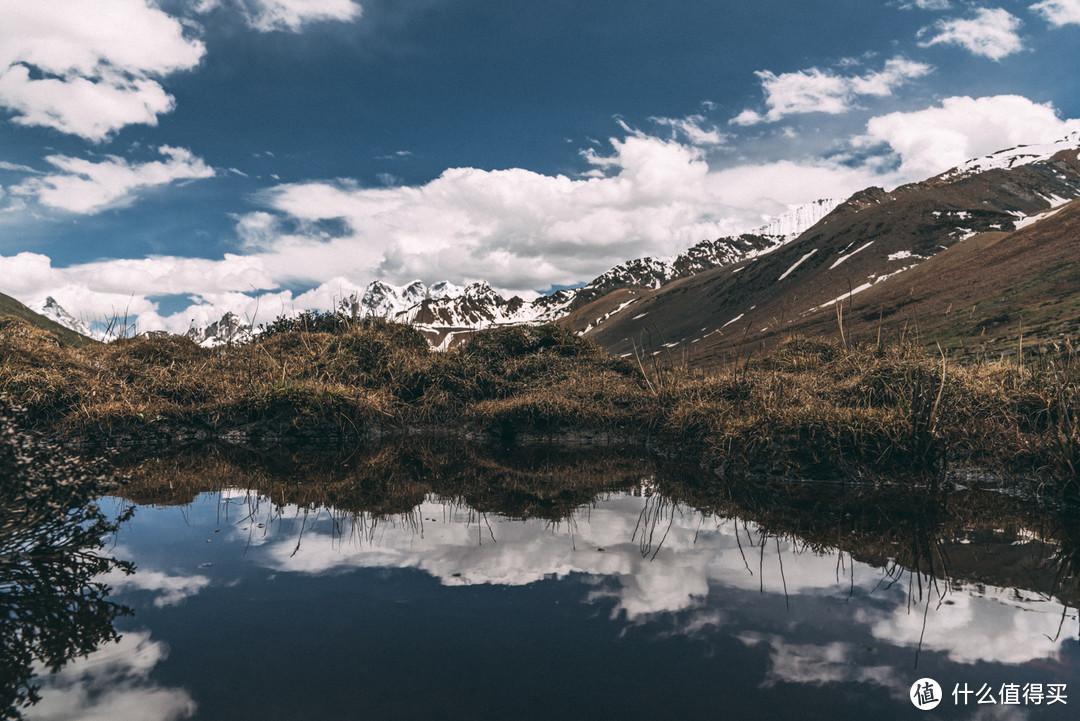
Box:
571 148 1080 366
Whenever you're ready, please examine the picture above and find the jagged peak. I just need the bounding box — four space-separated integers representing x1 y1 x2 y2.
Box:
751 198 841 240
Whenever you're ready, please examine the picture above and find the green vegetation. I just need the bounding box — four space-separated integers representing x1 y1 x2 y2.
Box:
1 313 1078 487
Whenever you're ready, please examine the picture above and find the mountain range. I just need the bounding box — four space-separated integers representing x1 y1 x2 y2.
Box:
176 196 839 348
570 132 1080 364
20 134 1080 364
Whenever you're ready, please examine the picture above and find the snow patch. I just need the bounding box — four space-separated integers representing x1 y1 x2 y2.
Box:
1014 206 1065 230
581 298 638 334
829 241 874 270
778 248 817 282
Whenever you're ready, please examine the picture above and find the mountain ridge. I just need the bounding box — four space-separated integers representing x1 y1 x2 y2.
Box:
574 137 1080 365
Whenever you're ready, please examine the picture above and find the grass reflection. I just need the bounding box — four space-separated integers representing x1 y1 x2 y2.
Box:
120 439 1080 622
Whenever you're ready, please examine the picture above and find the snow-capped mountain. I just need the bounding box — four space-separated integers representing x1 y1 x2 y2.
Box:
939 131 1080 181
340 279 463 319
185 312 254 347
182 135 1080 358
31 297 99 340
183 198 844 348
751 198 839 241
569 198 841 310
576 133 1080 365
401 282 577 328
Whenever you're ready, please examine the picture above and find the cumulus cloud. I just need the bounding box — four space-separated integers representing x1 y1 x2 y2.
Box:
1030 0 1080 26
917 8 1025 60
244 128 893 293
0 1 205 141
0 250 280 334
861 94 1080 179
12 146 215 215
2 121 902 332
101 566 211 608
731 56 932 125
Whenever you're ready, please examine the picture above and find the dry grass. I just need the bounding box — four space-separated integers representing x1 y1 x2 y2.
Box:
2 314 1078 486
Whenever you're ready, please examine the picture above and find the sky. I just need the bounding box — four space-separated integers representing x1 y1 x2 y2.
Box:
1 0 1079 333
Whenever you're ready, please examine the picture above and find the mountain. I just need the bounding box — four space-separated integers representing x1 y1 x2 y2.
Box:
185 312 254 347
183 135 1080 360
0 292 95 346
568 198 839 310
339 279 458 319
184 197 843 348
31 297 98 340
568 136 1080 365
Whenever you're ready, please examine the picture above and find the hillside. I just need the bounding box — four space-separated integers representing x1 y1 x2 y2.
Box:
0 292 95 347
574 142 1080 366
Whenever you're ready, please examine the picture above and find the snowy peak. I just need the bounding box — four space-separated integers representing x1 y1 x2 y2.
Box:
359 280 407 318
32 296 97 340
428 281 465 299
940 132 1080 181
751 198 841 240
185 312 253 347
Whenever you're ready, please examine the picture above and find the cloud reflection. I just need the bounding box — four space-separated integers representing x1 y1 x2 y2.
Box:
25 632 195 721
225 488 1079 682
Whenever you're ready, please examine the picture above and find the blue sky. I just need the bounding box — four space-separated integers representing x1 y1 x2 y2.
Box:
1 0 1079 332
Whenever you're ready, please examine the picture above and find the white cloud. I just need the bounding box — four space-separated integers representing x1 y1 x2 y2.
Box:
0 250 280 334
861 94 1080 179
0 0 205 141
1030 0 1080 26
12 146 215 215
897 0 952 9
731 56 932 125
917 8 1025 60
648 114 728 146
235 0 363 32
0 161 39 173
243 129 891 293
2 121 901 332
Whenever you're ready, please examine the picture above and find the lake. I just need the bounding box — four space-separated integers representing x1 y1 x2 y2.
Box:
11 442 1080 720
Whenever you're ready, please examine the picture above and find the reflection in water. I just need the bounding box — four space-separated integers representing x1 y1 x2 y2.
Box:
41 441 1080 718
23 632 195 721
0 404 134 720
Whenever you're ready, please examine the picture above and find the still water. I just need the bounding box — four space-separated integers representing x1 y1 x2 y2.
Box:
15 446 1080 720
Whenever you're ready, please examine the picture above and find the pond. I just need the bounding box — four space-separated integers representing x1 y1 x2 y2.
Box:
9 442 1080 720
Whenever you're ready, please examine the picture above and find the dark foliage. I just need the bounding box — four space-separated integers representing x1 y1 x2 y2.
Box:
259 310 353 337
0 397 133 719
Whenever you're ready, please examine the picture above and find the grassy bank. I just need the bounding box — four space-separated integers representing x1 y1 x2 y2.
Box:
1 314 1077 486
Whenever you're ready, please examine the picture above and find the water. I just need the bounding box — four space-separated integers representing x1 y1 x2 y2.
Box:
10 445 1080 720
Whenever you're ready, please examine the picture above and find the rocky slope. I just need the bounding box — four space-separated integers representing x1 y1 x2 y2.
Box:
572 136 1080 365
